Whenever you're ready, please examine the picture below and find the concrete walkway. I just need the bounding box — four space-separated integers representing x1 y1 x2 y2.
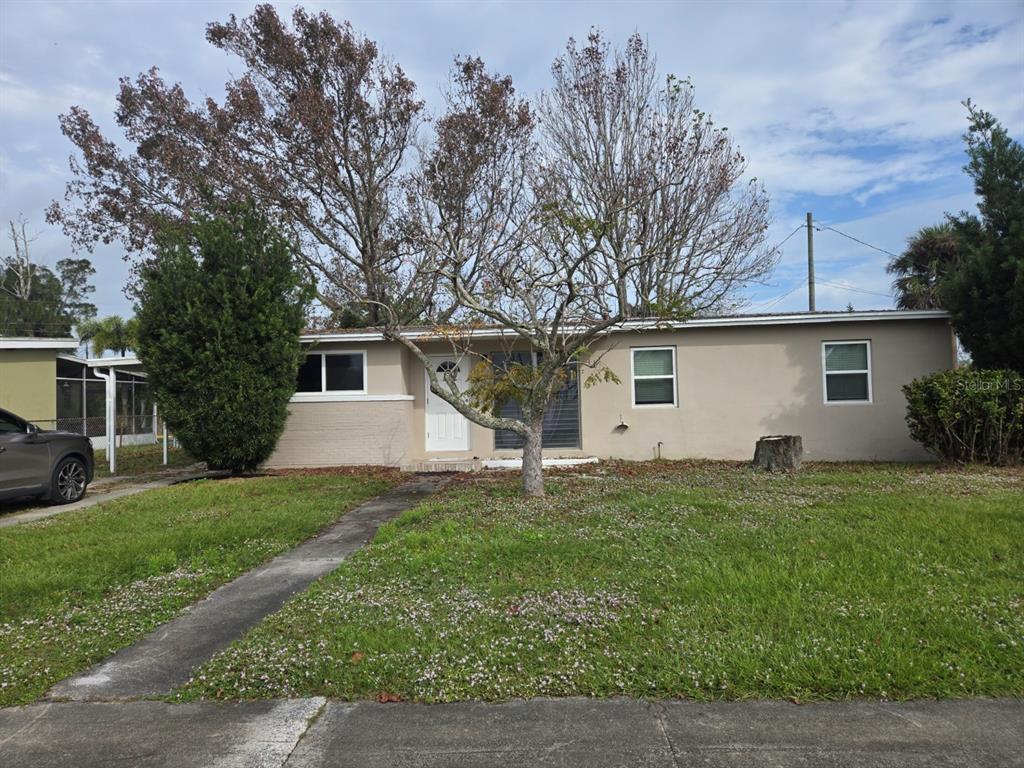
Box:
0 468 215 529
46 475 448 701
1 698 1021 767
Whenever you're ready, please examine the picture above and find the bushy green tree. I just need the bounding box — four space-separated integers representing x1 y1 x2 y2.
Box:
942 102 1024 372
135 204 311 473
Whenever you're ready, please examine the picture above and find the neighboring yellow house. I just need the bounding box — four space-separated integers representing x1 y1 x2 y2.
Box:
0 338 80 423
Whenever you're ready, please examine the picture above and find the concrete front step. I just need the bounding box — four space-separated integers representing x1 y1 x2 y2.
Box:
402 457 600 473
401 460 482 473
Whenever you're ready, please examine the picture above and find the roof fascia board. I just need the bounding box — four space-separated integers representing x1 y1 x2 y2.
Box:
0 338 80 350
301 310 951 344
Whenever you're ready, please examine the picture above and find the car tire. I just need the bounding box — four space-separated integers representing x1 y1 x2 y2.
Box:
48 456 89 505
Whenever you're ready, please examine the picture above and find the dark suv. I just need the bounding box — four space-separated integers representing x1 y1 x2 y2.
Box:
0 408 95 504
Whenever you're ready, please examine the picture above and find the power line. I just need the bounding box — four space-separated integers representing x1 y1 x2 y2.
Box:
772 223 806 251
819 226 900 259
746 222 817 312
816 278 894 299
751 277 808 311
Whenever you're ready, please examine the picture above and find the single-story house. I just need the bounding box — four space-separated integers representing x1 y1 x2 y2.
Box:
267 309 956 469
0 337 81 423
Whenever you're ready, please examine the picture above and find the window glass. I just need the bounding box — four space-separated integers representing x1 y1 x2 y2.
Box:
0 413 24 434
296 355 322 392
825 344 868 372
826 373 869 401
325 354 364 391
634 378 676 405
632 348 676 406
633 349 674 376
493 355 581 449
824 342 870 402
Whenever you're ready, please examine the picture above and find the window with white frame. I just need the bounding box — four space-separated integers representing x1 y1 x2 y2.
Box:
295 352 366 393
632 347 677 406
822 341 871 403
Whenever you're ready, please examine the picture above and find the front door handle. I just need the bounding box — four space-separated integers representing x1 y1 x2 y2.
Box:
0 446 6 454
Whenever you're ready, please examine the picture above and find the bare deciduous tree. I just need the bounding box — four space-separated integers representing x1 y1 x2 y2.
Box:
391 34 776 494
49 8 776 495
2 216 40 301
49 4 426 324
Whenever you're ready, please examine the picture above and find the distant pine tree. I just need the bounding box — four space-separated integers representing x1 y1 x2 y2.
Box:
941 102 1024 373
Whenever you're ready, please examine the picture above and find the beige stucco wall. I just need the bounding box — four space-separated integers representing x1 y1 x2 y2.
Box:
0 349 58 422
270 318 954 467
580 319 954 462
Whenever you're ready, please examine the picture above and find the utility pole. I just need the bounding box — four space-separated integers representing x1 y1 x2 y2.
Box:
806 211 816 312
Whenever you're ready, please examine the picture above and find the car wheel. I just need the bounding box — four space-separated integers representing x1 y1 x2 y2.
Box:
49 457 88 505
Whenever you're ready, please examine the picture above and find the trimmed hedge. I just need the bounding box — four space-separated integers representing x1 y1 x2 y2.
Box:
903 368 1024 465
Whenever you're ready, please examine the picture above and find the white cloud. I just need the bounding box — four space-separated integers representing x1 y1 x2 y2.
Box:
0 0 1019 317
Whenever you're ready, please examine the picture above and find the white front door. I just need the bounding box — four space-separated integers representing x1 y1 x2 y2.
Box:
425 357 470 452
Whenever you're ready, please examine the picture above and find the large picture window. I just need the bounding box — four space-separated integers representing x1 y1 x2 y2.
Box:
296 352 366 394
631 347 677 407
822 341 872 403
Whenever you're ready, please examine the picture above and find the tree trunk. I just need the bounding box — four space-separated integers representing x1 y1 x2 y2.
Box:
753 435 803 472
521 416 545 497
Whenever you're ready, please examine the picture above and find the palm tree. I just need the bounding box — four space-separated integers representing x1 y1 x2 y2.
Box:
77 315 139 357
886 223 963 310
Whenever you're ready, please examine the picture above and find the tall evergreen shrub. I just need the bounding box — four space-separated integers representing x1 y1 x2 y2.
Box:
136 204 311 473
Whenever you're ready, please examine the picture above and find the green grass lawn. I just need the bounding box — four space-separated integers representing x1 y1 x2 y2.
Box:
174 462 1023 703
94 443 197 479
0 471 399 706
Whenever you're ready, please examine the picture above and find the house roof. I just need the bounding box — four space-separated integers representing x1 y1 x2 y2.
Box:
56 353 144 369
0 337 80 350
301 309 951 343
85 356 144 369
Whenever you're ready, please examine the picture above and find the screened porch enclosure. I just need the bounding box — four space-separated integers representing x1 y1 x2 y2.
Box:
55 357 156 445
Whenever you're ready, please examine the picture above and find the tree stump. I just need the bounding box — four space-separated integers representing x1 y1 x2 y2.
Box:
753 435 803 472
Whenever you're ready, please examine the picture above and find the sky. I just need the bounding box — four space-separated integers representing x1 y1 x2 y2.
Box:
1 0 1021 319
